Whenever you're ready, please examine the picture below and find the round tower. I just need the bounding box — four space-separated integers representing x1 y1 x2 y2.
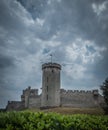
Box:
41 62 61 108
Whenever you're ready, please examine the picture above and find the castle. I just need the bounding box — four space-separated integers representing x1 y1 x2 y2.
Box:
6 62 105 110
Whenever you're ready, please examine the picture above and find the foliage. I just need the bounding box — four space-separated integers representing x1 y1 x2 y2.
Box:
101 78 108 106
0 111 108 130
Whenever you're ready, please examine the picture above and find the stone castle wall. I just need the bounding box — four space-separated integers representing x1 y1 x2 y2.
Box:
6 87 105 110
6 101 24 111
29 95 41 108
5 63 105 110
60 89 104 108
21 86 41 109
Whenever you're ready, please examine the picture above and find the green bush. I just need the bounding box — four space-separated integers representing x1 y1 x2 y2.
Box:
0 111 108 130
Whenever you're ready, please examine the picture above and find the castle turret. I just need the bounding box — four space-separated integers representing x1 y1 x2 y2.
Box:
41 62 61 108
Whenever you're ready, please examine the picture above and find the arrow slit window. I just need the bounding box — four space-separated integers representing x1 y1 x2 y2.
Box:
47 77 48 82
47 86 48 92
47 95 48 100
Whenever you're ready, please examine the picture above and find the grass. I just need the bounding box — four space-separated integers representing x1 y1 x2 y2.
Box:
27 107 104 115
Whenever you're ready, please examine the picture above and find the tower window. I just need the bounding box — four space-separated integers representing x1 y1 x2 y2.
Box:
52 69 54 73
47 77 48 82
47 95 48 100
47 86 48 92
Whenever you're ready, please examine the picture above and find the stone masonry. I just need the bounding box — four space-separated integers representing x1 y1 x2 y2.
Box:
6 62 105 110
41 63 61 107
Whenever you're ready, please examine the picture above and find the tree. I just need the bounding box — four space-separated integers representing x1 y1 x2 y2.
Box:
100 78 108 114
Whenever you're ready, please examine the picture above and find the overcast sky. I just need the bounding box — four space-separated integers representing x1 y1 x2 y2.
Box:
0 0 108 108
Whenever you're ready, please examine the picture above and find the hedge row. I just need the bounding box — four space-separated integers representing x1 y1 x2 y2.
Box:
0 111 108 130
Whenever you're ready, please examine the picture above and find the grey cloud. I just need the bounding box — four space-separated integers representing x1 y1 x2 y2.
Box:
0 0 39 107
0 54 15 68
18 0 108 45
17 0 47 19
0 0 26 31
20 0 108 81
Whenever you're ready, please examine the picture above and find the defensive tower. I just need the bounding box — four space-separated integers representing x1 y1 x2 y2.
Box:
41 62 61 107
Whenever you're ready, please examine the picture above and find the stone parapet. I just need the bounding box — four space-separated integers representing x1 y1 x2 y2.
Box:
60 89 98 94
42 62 61 70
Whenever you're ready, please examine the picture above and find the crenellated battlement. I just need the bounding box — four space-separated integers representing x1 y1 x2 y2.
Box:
21 86 39 99
60 89 98 94
42 62 61 70
6 86 104 110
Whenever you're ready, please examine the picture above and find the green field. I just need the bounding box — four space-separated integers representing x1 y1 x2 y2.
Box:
0 109 108 130
26 107 104 115
41 107 105 115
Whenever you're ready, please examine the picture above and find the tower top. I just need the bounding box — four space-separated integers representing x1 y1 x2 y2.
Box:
42 62 61 70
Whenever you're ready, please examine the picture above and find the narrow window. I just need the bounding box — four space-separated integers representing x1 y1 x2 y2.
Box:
47 86 48 92
52 69 54 73
47 95 48 100
47 77 48 82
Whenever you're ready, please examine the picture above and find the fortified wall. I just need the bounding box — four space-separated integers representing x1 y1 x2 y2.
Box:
6 86 41 110
6 86 104 110
6 62 105 110
21 86 41 108
60 89 104 108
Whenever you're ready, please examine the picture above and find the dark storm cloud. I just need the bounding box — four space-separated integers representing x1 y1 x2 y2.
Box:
0 0 27 31
17 0 47 19
0 0 34 107
0 55 16 88
18 0 108 45
0 54 14 68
